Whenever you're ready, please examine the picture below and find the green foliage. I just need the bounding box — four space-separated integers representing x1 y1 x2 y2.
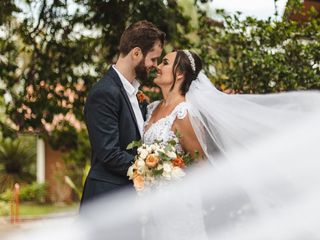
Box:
0 137 36 192
127 140 142 150
9 203 77 216
0 0 194 150
0 182 47 203
47 120 79 151
19 182 47 203
62 129 91 198
0 200 9 216
197 6 320 93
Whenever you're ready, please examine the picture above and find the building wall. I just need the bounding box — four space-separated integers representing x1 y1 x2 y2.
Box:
45 141 72 203
287 0 320 22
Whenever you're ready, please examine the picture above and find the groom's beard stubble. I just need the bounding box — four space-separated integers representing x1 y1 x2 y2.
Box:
135 58 148 82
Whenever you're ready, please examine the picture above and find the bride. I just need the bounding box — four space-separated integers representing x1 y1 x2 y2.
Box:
143 50 205 159
143 49 320 165
136 49 320 239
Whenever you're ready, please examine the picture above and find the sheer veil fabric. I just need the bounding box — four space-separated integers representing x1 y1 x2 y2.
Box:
4 72 320 240
5 112 320 240
4 113 320 240
186 71 320 163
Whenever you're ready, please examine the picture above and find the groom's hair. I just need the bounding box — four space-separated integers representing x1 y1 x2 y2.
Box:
119 20 165 56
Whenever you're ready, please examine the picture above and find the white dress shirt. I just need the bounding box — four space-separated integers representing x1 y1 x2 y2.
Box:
112 65 144 137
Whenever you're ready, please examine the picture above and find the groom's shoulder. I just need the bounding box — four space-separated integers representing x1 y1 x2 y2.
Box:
90 71 120 96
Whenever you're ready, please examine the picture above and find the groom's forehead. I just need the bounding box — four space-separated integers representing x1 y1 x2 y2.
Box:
148 42 163 56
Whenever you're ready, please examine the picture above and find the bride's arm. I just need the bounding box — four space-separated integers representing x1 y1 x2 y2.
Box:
172 114 205 160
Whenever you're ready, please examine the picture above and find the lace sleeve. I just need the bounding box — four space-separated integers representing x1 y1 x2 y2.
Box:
175 102 189 120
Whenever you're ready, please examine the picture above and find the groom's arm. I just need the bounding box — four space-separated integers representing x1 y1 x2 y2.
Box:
85 87 134 177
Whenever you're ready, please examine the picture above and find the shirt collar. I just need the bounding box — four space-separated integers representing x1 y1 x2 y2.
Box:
112 65 140 96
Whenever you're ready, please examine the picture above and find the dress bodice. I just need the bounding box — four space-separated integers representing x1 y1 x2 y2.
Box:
143 100 189 152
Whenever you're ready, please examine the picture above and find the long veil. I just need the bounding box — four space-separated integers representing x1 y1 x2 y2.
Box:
4 73 320 240
4 112 320 240
186 71 320 162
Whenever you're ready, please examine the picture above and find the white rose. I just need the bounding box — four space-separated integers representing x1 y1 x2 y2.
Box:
137 159 146 174
139 149 149 159
163 162 173 173
162 171 172 180
137 159 145 167
127 165 135 179
172 167 186 179
150 144 158 152
144 145 151 153
137 147 142 154
156 164 163 171
166 151 177 159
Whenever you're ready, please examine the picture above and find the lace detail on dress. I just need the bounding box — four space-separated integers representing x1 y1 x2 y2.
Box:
176 104 188 120
145 100 161 126
143 101 189 152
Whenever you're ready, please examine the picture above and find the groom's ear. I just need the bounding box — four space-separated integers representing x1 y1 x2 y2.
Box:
131 47 143 60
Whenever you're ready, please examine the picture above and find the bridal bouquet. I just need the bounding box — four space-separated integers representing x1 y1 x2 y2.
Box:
127 137 195 192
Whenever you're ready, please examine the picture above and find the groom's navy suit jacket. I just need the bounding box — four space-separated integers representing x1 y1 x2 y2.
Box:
80 67 147 207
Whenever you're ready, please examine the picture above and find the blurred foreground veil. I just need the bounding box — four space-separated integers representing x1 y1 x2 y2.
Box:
4 74 320 239
4 112 320 239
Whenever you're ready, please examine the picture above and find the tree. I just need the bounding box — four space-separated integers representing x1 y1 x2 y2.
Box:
0 0 194 149
196 4 320 93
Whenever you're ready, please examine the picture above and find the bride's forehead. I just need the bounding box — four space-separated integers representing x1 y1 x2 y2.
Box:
165 52 177 60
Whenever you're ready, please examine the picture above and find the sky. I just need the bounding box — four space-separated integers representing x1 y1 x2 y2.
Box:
208 0 289 20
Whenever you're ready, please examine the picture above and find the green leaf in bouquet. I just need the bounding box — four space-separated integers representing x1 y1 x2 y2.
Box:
194 150 199 160
175 129 182 139
152 168 164 176
183 152 193 166
167 139 177 146
158 151 171 162
164 144 174 152
126 140 142 150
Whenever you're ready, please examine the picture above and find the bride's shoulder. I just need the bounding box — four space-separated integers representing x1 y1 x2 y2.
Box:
174 102 190 120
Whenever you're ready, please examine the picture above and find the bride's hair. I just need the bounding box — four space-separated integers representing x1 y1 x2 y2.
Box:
171 50 202 95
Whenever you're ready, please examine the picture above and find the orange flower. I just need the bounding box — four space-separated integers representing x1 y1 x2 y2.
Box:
172 156 186 168
133 175 145 191
136 91 146 103
145 154 159 168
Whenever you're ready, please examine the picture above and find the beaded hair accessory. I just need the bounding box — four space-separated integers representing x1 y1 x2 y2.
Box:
183 50 196 72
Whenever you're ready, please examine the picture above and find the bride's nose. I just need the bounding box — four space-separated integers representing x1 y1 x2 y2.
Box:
155 65 161 74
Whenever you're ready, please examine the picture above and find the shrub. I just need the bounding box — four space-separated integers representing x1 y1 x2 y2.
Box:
197 7 320 93
0 182 47 203
0 200 9 216
0 137 36 192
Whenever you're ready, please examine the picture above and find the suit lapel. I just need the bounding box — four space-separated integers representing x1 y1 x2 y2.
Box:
139 102 148 121
107 67 141 138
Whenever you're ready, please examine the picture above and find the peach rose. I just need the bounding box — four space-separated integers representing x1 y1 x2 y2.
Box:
172 156 186 168
145 154 159 168
133 175 145 191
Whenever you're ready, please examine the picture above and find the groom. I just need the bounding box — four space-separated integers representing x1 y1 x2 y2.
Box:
80 21 165 208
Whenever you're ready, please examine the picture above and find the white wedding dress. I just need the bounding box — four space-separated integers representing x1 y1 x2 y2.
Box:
143 100 187 147
142 100 209 240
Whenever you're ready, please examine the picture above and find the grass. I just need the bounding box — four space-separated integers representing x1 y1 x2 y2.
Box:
0 202 79 216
